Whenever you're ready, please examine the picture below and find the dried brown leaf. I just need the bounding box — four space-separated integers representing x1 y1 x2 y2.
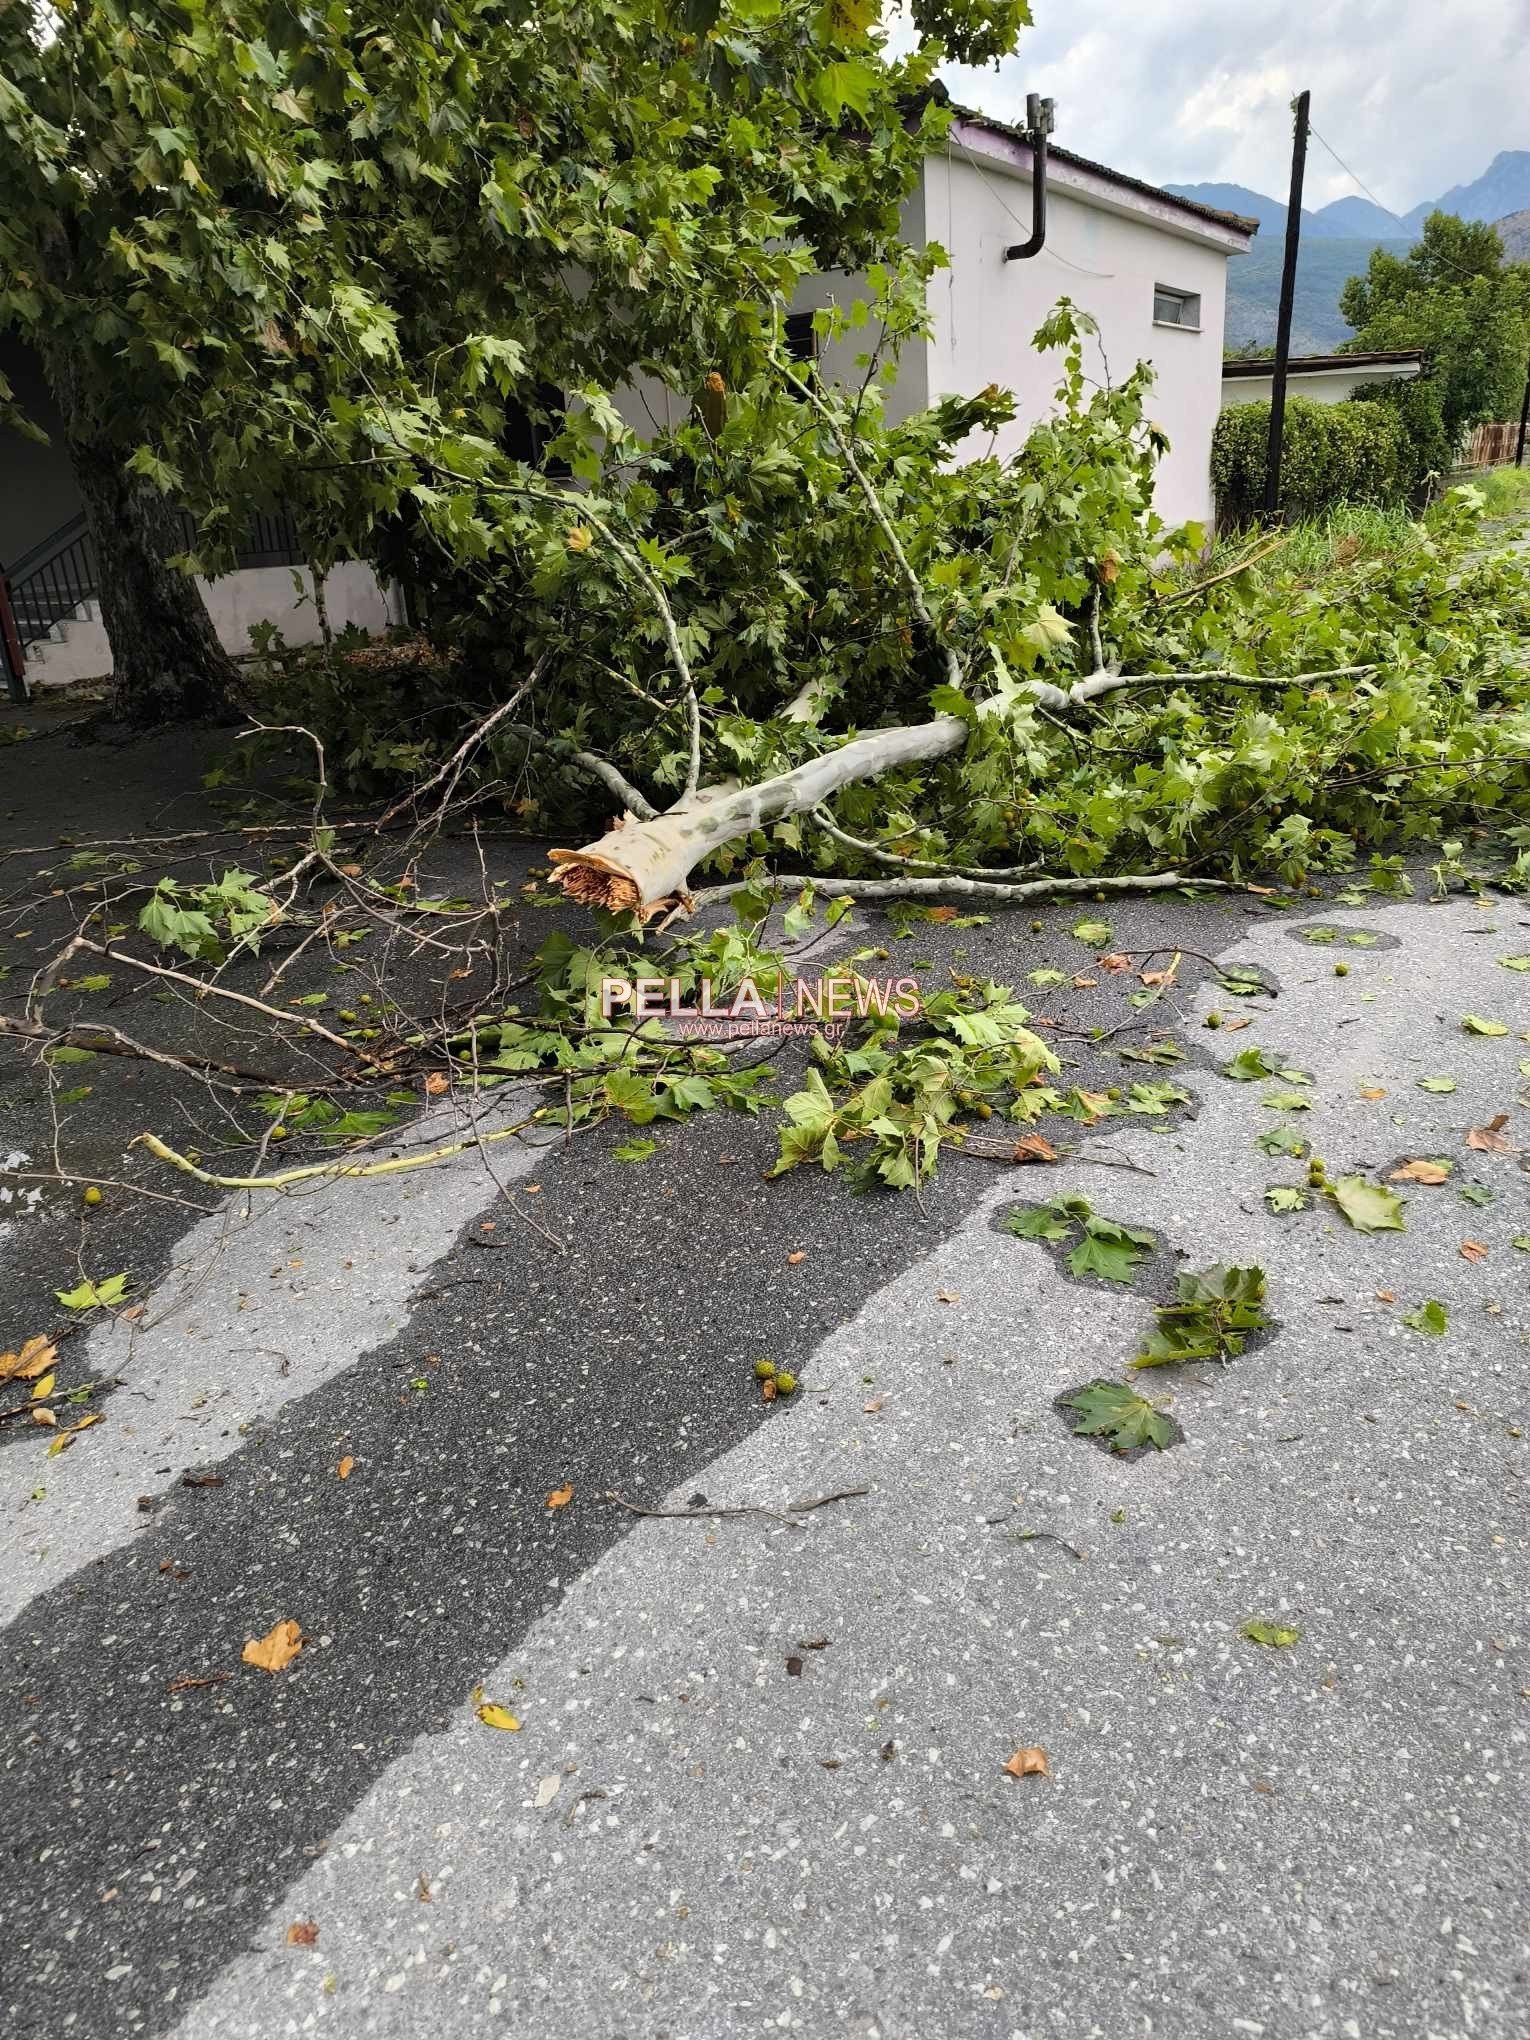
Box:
0 1336 56 1383
1390 1159 1449 1185
546 1483 574 1510
1466 1115 1516 1154
243 1619 303 1674
1460 1239 1489 1263
286 1920 319 1946
1011 1133 1058 1164
337 1456 355 1480
1003 1745 1050 1779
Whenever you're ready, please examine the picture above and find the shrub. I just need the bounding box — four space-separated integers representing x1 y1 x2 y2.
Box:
1350 375 1453 499
1211 397 1408 528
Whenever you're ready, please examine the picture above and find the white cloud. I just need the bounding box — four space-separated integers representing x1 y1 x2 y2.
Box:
925 0 1529 211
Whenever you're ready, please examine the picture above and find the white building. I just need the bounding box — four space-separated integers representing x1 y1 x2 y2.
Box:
1221 349 1425 409
630 109 1257 530
912 110 1256 528
3 108 1254 695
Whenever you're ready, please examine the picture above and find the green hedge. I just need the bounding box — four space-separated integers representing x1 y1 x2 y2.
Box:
1211 396 1408 527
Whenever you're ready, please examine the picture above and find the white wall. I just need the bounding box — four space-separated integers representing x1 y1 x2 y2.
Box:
918 149 1236 530
205 560 392 655
1221 366 1421 408
21 562 395 690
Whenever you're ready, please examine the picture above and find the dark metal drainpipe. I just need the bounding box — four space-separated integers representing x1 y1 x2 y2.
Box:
1003 95 1056 261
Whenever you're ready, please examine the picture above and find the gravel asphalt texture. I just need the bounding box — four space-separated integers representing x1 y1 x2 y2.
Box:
0 720 1527 2040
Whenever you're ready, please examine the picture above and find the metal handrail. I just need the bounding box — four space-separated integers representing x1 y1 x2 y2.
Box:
3 511 89 584
2 505 305 662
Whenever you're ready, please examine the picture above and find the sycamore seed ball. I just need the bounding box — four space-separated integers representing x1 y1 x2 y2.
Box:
754 1357 776 1380
1334 962 1349 976
774 1371 798 1397
83 1185 103 1207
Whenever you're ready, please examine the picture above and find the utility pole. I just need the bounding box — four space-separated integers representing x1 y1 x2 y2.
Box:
1516 353 1530 467
1264 89 1311 519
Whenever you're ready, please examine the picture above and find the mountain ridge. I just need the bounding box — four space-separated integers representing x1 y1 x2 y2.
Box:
1166 147 1530 248
1165 148 1530 351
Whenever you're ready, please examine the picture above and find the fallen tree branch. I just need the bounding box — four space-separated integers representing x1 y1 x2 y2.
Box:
549 663 1371 915
1157 529 1292 606
0 1164 217 1213
549 714 969 917
31 935 372 1064
506 726 659 821
810 806 1042 881
0 1378 119 1425
133 1117 545 1192
375 659 544 833
1026 662 1376 713
695 869 1225 907
0 1012 308 1094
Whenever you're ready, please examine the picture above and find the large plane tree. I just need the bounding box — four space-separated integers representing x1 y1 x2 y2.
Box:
0 0 1022 721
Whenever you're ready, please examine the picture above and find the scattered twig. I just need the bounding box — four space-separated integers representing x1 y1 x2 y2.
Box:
1012 1528 1086 1560
605 1484 869 1530
0 1377 118 1425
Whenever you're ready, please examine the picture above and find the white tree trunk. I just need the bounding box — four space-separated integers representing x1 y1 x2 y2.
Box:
549 713 967 916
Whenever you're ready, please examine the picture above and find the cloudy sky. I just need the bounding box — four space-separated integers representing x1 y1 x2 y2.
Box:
925 0 1529 210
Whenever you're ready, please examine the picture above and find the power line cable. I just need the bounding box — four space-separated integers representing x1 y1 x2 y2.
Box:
1310 123 1507 286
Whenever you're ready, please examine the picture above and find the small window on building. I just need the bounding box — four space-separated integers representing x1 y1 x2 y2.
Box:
1153 285 1201 331
784 311 818 363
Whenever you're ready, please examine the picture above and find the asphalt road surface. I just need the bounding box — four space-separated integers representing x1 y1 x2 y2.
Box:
1 758 1527 2039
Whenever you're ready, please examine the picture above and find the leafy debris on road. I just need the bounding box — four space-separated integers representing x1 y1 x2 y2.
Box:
1060 1380 1175 1453
1132 1266 1270 1367
0 1337 55 1383
55 1272 129 1311
1327 1176 1406 1232
1002 1194 1156 1283
1241 1619 1301 1648
474 1690 521 1732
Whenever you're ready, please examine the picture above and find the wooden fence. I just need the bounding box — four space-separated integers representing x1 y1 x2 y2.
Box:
1461 420 1525 467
